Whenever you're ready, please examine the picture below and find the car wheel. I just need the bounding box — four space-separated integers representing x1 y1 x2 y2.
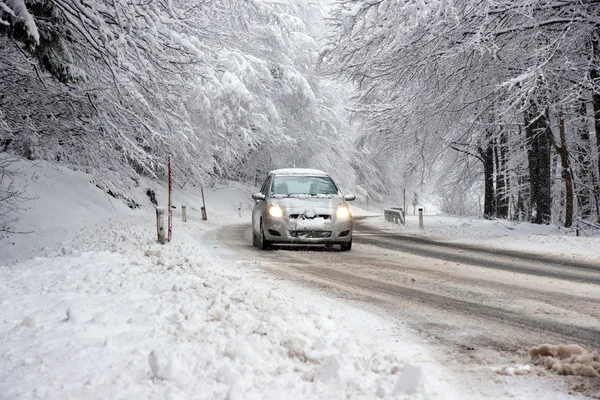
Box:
252 227 260 247
340 239 352 252
259 221 272 250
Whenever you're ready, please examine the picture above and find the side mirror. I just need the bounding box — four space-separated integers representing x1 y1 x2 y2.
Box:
344 194 356 201
252 192 266 201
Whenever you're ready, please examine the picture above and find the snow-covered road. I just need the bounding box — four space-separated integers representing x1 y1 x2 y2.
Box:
216 221 600 399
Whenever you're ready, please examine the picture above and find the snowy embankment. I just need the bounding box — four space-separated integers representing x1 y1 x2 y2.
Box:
0 159 452 399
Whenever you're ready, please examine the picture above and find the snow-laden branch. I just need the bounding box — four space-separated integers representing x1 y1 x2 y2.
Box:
1 0 39 43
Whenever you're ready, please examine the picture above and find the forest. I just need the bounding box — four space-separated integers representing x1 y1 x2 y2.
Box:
321 0 600 229
2 0 600 230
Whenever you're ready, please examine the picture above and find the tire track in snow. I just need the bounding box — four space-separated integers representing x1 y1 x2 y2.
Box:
279 264 600 349
354 222 600 285
217 223 600 350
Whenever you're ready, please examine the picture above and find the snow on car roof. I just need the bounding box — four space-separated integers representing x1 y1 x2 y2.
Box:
269 168 328 176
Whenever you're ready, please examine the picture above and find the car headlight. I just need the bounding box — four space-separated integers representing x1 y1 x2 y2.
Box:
336 204 350 219
268 203 284 218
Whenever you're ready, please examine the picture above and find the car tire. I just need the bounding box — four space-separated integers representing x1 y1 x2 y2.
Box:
259 221 272 250
340 239 352 252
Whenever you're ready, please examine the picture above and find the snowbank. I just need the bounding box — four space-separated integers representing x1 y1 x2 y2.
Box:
2 214 452 399
0 157 133 263
529 344 600 377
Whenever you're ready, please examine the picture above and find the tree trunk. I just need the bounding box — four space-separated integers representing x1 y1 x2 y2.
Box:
480 141 496 219
495 132 509 218
590 70 600 221
558 109 573 228
591 35 600 223
514 126 529 222
590 83 600 221
515 174 528 222
524 102 552 225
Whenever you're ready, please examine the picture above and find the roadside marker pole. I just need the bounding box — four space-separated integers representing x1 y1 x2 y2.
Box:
156 207 166 244
403 188 406 226
201 187 208 221
419 207 424 229
168 155 172 242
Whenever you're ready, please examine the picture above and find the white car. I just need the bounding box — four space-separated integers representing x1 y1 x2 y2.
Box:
251 169 355 251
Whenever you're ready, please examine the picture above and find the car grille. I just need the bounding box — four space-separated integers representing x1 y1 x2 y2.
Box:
289 231 332 238
289 214 331 220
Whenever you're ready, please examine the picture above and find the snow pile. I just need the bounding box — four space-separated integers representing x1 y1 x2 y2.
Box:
392 363 448 396
493 365 532 376
529 344 600 377
0 214 453 399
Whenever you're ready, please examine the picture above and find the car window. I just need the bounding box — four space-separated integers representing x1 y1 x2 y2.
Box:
271 176 338 196
260 176 271 195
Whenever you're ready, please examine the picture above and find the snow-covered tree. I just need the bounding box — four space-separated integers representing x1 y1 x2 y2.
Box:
322 0 600 226
1 0 359 206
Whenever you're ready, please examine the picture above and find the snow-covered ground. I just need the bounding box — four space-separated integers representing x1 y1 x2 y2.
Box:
0 158 595 399
359 211 600 263
0 159 455 399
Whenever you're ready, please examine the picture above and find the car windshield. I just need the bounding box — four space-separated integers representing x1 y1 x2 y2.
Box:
271 176 338 197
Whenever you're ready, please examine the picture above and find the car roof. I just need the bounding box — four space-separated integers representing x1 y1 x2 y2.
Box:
269 168 329 177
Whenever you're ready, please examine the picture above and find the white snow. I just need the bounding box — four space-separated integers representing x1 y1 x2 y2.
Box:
0 159 456 399
4 0 39 44
341 2 365 18
0 157 132 264
529 344 600 377
359 213 600 263
0 158 595 399
269 168 328 176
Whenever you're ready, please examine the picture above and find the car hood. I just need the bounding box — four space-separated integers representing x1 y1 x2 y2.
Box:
273 196 342 213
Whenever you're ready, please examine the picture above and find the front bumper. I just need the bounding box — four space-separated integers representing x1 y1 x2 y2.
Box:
262 215 352 244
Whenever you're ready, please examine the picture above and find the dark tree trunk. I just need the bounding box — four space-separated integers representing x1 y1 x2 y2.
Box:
524 102 552 225
480 141 496 219
495 132 509 219
558 109 573 228
590 71 600 221
514 126 529 222
0 139 13 152
515 192 525 221
591 36 600 222
590 87 600 222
